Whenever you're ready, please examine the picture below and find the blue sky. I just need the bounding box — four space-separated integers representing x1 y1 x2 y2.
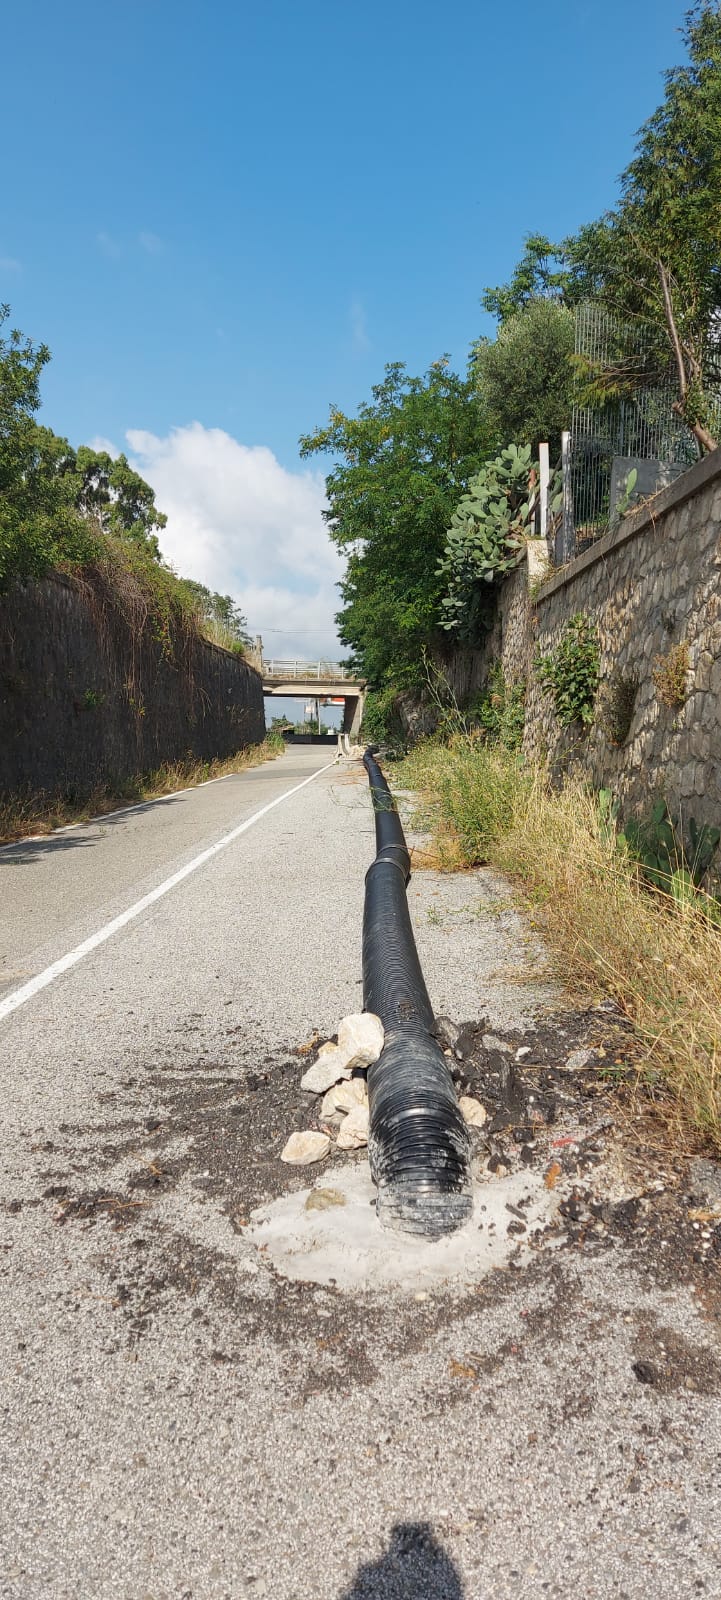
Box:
2 0 690 662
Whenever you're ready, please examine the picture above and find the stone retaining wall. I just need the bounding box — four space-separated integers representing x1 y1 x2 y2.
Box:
0 571 266 798
479 447 721 829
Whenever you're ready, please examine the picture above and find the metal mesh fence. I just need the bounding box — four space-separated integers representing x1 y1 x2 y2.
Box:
557 302 720 562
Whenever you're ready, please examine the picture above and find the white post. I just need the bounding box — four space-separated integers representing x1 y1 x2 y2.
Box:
539 442 550 543
561 429 574 563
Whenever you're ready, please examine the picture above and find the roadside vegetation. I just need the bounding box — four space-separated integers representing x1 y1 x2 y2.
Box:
0 733 285 846
0 306 250 655
391 734 721 1156
302 5 721 699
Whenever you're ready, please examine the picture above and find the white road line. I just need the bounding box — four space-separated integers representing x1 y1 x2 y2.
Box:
0 767 266 853
0 759 337 1025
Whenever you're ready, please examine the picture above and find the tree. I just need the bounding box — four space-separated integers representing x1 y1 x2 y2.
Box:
482 9 721 454
181 580 251 646
473 299 575 457
572 4 721 452
0 310 97 583
70 447 167 554
0 307 168 584
299 360 494 687
482 235 574 325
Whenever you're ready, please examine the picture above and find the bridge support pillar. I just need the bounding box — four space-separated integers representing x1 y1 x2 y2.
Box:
343 693 364 740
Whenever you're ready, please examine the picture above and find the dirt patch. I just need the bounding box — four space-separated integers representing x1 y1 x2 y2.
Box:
25 1004 721 1376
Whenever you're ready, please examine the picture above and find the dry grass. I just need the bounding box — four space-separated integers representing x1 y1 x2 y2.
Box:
0 734 285 845
391 739 721 1154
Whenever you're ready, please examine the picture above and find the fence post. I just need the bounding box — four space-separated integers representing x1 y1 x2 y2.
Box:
560 430 574 564
539 442 550 544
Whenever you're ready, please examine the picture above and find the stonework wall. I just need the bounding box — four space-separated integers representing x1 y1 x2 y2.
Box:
525 448 721 827
440 449 721 828
0 572 266 798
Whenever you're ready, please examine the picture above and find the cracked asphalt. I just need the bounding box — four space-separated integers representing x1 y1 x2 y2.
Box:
1 745 720 1599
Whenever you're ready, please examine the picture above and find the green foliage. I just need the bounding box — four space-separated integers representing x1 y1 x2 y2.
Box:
473 299 575 457
468 664 526 750
566 5 721 451
482 235 578 325
535 613 600 727
438 443 534 642
613 467 638 521
181 581 250 651
619 799 721 910
391 737 532 866
361 685 402 745
299 360 494 688
0 306 167 586
482 9 721 452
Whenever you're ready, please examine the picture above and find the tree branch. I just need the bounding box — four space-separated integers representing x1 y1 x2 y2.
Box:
658 259 688 402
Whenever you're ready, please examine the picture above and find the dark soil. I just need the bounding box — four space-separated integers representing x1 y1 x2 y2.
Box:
15 1003 720 1386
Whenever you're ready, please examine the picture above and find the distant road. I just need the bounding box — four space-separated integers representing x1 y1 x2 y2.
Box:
0 746 338 1020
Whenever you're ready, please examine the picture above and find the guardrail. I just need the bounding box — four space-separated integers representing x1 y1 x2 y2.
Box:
263 660 354 680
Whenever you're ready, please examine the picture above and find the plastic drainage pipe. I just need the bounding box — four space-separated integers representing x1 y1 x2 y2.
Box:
362 749 473 1237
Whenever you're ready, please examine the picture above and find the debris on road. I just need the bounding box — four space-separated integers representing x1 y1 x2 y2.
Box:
300 1044 350 1093
458 1095 487 1127
336 1011 384 1070
289 1013 380 1161
336 1104 370 1150
334 1078 368 1112
280 1130 331 1165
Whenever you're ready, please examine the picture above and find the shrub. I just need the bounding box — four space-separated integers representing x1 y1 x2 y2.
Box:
361 686 402 745
652 641 690 708
535 613 600 727
469 665 526 750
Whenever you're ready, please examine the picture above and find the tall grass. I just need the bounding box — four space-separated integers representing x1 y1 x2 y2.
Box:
392 738 721 1152
0 733 285 845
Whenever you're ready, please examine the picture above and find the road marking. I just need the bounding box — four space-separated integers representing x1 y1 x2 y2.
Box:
0 765 278 852
0 759 338 1024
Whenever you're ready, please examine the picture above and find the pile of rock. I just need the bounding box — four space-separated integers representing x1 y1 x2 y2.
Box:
280 1013 384 1166
280 1012 489 1168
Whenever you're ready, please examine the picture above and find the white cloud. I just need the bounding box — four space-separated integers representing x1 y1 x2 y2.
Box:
87 435 121 459
126 423 345 660
139 231 163 255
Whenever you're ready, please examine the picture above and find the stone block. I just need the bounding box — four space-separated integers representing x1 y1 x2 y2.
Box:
680 760 697 798
690 723 711 761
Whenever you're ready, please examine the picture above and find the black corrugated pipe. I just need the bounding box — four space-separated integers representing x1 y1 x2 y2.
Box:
362 748 473 1237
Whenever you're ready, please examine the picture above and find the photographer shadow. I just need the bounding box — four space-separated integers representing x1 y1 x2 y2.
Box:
340 1522 465 1599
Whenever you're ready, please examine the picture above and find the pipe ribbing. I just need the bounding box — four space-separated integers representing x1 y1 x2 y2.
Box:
362 749 472 1237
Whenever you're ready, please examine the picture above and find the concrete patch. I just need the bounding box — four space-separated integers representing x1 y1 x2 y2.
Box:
247 1161 560 1292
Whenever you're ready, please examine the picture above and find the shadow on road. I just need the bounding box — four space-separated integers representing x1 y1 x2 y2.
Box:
339 1523 465 1599
0 793 187 867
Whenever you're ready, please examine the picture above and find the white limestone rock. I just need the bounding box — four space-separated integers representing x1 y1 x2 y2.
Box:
300 1043 351 1094
458 1095 488 1127
336 1104 370 1151
337 1013 384 1071
280 1131 331 1165
333 1078 368 1113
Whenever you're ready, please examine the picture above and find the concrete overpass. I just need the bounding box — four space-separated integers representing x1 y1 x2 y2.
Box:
257 651 366 738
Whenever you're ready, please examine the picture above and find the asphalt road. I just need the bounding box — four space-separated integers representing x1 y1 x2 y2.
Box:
1 746 720 1600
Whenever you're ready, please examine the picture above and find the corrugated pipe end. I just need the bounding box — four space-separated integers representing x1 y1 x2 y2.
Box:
367 1033 473 1238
